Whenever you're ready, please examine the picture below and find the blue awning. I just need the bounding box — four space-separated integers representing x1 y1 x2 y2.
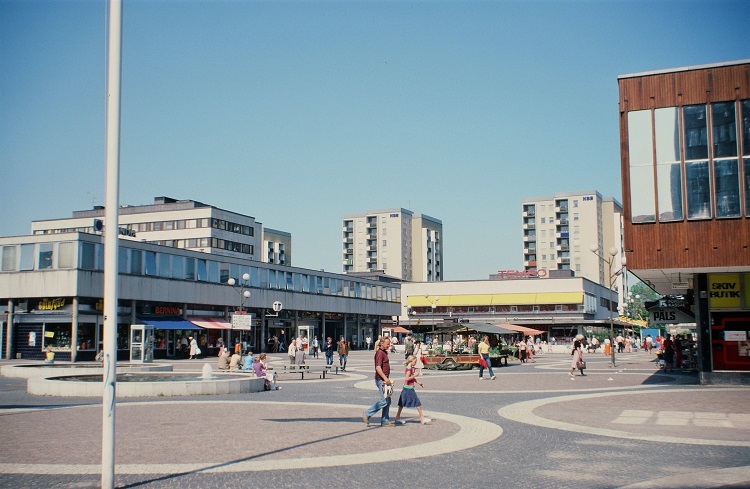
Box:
139 317 203 331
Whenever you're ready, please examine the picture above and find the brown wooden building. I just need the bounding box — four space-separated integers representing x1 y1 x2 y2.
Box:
618 60 750 383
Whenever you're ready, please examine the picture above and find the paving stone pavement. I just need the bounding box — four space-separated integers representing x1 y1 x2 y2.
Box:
1 349 749 488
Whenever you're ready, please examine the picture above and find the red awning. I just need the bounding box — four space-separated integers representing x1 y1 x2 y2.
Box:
391 326 412 334
189 317 232 330
497 324 546 335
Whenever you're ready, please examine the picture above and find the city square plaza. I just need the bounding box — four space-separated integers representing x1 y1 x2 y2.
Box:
1 347 749 489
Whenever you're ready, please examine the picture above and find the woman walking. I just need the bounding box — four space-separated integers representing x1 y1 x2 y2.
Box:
478 336 496 380
413 341 425 376
394 355 431 425
569 336 586 377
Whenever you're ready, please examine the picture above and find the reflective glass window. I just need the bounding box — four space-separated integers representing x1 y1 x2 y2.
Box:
82 242 97 270
144 251 157 276
744 158 750 216
685 160 712 219
656 162 683 221
742 100 750 156
714 159 741 218
655 107 681 162
59 242 75 268
118 246 128 274
197 259 207 281
258 268 268 288
628 110 656 222
173 256 184 279
630 165 657 222
208 260 219 283
712 102 737 158
95 244 104 270
219 264 229 284
130 250 142 275
185 257 195 280
684 105 708 160
1 246 16 271
628 110 653 163
159 254 172 278
38 243 53 269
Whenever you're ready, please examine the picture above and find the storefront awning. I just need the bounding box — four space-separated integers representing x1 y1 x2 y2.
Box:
139 317 201 330
498 324 546 335
189 317 232 330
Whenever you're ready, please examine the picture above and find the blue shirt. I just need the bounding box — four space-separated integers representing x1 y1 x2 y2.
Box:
242 355 254 370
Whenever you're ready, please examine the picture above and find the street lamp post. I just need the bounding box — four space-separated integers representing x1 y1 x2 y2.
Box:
589 245 626 368
228 273 251 349
425 295 440 341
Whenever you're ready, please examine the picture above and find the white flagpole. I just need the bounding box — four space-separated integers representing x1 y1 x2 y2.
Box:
102 0 122 487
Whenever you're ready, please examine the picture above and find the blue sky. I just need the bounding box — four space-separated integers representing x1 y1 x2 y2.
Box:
1 0 748 280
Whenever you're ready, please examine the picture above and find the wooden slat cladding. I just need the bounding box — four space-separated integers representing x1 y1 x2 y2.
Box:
627 220 750 270
619 63 750 110
619 62 750 272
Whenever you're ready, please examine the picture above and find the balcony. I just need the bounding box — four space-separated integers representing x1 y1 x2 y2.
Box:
367 257 378 264
523 222 536 229
367 233 377 239
556 244 569 252
343 236 353 244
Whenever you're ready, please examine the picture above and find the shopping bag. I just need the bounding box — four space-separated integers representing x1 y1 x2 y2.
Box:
478 356 488 368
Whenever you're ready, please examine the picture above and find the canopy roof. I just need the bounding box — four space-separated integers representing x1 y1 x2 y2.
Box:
436 323 516 335
139 317 200 331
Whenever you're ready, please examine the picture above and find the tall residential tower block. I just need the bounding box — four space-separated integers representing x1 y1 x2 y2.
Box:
343 209 443 282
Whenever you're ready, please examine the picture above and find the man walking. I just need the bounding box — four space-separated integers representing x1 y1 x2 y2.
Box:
363 336 395 427
337 336 349 371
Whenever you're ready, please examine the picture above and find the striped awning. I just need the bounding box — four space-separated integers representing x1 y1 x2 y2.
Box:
189 317 232 330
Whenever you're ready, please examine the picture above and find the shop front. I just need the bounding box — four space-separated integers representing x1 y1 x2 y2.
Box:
707 274 750 373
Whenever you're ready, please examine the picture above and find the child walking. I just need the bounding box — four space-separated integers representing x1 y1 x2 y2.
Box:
394 355 431 425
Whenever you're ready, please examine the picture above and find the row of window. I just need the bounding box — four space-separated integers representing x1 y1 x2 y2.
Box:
628 99 750 222
412 304 583 314
0 241 400 302
34 217 256 238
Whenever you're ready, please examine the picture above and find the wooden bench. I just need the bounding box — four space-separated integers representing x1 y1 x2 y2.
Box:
281 364 338 379
496 354 509 366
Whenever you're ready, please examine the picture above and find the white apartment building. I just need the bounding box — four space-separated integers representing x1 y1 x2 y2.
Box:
522 191 624 310
342 208 443 282
262 228 291 266
30 196 292 265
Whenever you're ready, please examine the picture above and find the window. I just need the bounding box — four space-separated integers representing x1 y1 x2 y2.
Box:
144 251 157 275
573 213 579 221
43 324 71 350
712 102 738 158
1 246 16 271
118 247 128 273
714 159 741 218
173 256 184 279
158 254 171 278
655 107 683 221
130 250 142 275
382 240 387 246
37 243 53 269
684 104 708 160
686 161 712 219
628 110 656 222
185 258 196 280
745 158 750 216
82 242 97 270
58 242 75 268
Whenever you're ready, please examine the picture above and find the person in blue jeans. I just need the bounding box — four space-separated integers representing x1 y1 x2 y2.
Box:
324 337 334 366
477 336 496 380
363 336 395 427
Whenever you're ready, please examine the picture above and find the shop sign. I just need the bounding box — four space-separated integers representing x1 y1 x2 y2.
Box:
231 314 253 330
649 308 694 324
708 274 741 309
154 306 181 315
725 331 748 341
496 269 548 279
39 298 65 310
